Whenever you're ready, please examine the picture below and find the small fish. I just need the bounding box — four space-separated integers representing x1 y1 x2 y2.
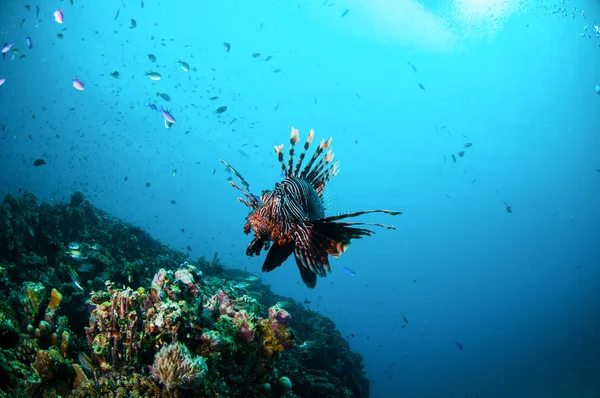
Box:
341 8 350 17
78 352 93 373
172 169 177 176
141 0 144 7
56 33 64 40
156 91 171 101
343 266 356 276
33 158 46 166
177 59 189 72
0 78 6 86
407 62 417 73
72 78 84 91
68 242 80 250
252 52 261 58
20 18 26 28
27 254 43 265
66 249 87 261
596 84 600 95
147 103 158 111
35 6 39 18
451 154 456 163
264 55 273 61
170 200 177 205
145 71 161 81
25 5 30 11
209 96 219 101
129 18 137 29
223 42 231 52
114 8 120 20
147 53 156 62
54 9 64 23
503 201 512 213
298 340 316 349
456 342 464 350
418 83 426 93
215 105 227 114
458 151 465 157
165 120 173 129
26 36 33 49
402 315 408 324
90 244 104 251
1 43 13 54
464 142 472 148
273 68 282 73
110 71 120 78
160 107 176 123
69 268 84 291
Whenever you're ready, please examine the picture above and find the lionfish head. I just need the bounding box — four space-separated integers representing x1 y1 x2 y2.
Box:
221 127 402 288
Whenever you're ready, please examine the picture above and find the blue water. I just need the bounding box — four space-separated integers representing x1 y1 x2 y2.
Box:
1 0 599 397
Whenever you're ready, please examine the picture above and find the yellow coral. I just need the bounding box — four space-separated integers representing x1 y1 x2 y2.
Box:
258 320 285 357
47 288 62 309
60 331 71 357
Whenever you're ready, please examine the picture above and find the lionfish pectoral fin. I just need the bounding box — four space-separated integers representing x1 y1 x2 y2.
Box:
310 219 374 257
246 237 267 257
294 255 318 288
262 242 294 272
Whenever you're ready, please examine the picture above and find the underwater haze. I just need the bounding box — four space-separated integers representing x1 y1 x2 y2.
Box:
1 0 600 397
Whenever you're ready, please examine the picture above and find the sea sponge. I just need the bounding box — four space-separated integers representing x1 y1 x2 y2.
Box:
47 288 62 309
151 342 207 391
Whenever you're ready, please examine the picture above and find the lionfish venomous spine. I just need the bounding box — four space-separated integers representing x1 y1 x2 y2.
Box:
221 127 401 288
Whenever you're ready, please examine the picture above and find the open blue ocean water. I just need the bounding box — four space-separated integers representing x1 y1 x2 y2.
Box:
1 0 599 397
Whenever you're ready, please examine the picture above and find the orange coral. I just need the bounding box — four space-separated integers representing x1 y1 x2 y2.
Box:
47 288 62 309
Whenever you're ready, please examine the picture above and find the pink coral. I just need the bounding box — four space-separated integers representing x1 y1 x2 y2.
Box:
268 305 291 325
174 268 199 297
217 290 235 316
234 311 256 342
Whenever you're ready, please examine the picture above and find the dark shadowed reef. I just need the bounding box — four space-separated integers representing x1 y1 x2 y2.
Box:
0 192 368 398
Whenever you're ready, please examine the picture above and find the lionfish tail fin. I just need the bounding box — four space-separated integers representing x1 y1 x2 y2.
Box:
220 159 260 209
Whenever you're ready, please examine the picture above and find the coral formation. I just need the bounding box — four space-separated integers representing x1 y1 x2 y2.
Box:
0 191 370 397
151 342 208 391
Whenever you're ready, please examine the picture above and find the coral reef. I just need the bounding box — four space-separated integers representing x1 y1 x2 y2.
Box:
0 191 370 397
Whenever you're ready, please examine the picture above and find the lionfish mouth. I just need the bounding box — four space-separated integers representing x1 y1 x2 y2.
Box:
221 127 401 288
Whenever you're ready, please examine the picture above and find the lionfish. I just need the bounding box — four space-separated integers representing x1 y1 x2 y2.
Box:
221 127 402 288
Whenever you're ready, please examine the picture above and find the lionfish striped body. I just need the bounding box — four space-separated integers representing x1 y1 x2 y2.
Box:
221 127 401 288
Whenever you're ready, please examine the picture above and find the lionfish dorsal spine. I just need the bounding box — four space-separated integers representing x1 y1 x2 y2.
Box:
313 160 339 195
300 137 331 179
274 144 287 178
287 127 300 177
306 149 334 183
293 129 314 177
